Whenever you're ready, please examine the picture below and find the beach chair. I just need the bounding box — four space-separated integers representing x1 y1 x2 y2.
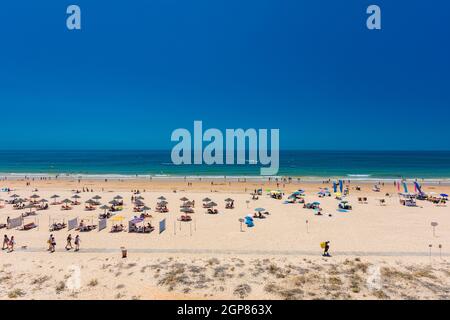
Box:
22 222 37 231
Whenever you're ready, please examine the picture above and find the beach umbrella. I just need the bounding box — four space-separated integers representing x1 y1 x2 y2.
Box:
202 197 212 202
100 205 110 213
111 215 124 222
92 195 102 200
30 194 40 199
10 194 20 198
158 196 166 201
180 197 189 202
254 208 265 212
85 199 96 205
142 206 151 212
114 195 123 200
180 207 192 213
109 200 119 205
62 199 72 204
209 202 218 207
72 194 81 199
158 201 168 206
50 194 60 204
312 202 321 205
134 200 145 207
225 198 233 202
135 196 144 200
40 199 48 203
440 193 448 198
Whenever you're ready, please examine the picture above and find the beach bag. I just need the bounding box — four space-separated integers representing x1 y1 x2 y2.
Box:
320 242 326 249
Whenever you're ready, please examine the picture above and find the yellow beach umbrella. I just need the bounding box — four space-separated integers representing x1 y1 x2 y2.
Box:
111 215 125 222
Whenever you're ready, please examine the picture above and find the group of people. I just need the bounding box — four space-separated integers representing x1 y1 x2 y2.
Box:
2 235 15 252
47 234 80 253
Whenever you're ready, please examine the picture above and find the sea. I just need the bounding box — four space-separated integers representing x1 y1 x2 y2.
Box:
0 150 449 180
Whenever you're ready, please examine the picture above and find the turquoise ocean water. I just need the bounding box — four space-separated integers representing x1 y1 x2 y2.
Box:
0 150 449 179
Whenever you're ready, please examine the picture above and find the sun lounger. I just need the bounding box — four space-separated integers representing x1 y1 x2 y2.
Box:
110 225 124 233
22 222 37 230
76 225 97 232
22 211 36 217
49 223 66 231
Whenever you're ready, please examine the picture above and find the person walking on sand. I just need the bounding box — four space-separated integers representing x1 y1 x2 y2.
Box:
8 236 15 252
50 235 56 253
322 241 331 257
74 235 80 252
2 235 9 250
47 234 53 251
65 234 73 250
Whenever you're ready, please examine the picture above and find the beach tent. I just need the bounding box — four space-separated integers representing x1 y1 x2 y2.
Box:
403 182 408 193
333 182 337 193
128 217 144 232
339 180 343 193
244 215 254 228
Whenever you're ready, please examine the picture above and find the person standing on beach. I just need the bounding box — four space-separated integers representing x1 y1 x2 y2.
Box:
66 234 73 250
74 235 80 251
50 235 56 253
47 234 53 251
322 241 331 257
8 236 15 252
2 235 9 250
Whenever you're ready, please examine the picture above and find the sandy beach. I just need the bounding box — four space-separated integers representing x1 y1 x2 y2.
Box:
0 178 449 300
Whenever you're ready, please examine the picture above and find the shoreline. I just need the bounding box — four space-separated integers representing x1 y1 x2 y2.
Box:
2 173 450 185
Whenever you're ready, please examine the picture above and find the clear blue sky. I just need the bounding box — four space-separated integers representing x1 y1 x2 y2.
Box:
0 0 449 150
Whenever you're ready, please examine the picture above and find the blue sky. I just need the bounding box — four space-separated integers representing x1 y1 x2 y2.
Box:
0 0 449 150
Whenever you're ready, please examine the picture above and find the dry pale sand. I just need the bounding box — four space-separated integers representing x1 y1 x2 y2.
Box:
0 178 449 300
